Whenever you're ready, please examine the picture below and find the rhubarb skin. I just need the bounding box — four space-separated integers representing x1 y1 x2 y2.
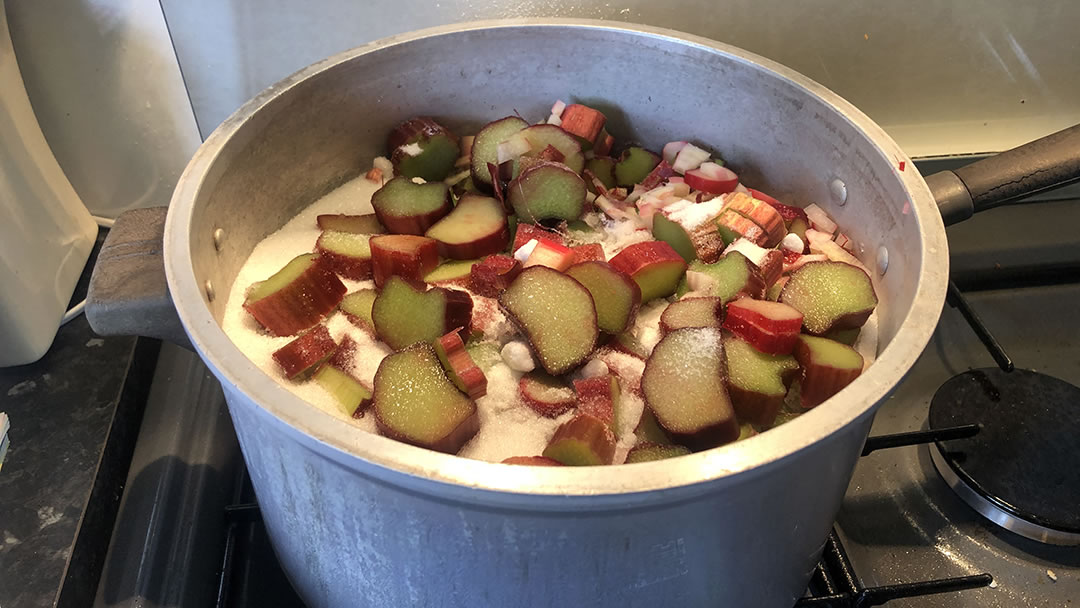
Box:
315 231 373 280
748 189 808 225
722 299 804 355
571 243 606 263
519 372 577 418
502 456 564 466
714 208 768 247
573 375 619 426
512 222 565 252
608 241 688 303
244 254 346 337
370 235 440 288
272 325 337 379
434 329 488 399
542 414 617 466
468 255 522 298
559 104 607 145
723 192 787 247
794 335 864 408
523 240 577 272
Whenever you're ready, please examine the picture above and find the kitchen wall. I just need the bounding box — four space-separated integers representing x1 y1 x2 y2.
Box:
160 0 1080 157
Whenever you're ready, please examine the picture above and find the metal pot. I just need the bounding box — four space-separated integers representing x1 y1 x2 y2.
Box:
85 20 1080 608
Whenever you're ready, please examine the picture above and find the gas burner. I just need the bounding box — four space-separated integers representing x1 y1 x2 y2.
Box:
929 367 1080 545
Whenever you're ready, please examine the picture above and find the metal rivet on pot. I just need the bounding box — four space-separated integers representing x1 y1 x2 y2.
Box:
876 246 889 276
213 228 225 251
205 280 216 302
829 177 848 205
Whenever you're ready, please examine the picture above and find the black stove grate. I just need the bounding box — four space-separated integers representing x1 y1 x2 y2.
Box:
215 426 994 608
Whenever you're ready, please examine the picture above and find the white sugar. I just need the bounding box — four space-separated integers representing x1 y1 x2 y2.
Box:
666 196 726 231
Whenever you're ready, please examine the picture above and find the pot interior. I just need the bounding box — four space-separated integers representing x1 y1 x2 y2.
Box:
171 21 947 487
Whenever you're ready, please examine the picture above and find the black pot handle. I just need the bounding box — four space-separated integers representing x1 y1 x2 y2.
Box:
86 206 192 349
926 124 1080 225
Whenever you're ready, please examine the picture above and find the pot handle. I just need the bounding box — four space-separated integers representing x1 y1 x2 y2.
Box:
86 206 192 349
926 124 1080 225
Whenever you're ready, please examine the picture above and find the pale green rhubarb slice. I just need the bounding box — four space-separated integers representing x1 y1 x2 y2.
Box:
779 261 877 335
724 332 799 427
373 343 478 453
641 327 739 450
565 261 642 334
608 241 688 303
371 276 472 351
542 414 616 466
499 266 598 375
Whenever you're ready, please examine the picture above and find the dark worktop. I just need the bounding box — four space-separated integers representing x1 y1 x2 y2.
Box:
0 232 160 608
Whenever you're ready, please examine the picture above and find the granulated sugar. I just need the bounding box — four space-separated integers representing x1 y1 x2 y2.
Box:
222 168 880 464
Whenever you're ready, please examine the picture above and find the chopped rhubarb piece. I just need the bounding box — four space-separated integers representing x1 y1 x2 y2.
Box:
789 217 810 250
805 229 871 275
780 261 877 335
724 332 799 426
662 141 689 166
512 222 565 252
748 189 808 225
387 117 461 182
723 238 783 287
641 327 739 450
804 203 837 235
523 239 577 272
519 125 585 175
723 299 804 355
471 116 529 189
574 374 619 426
565 261 641 334
571 243 605 263
537 144 565 162
469 255 522 298
244 254 346 336
369 234 439 288
723 192 787 247
424 193 509 259
372 276 472 350
650 213 697 263
327 334 358 371
373 343 478 453
314 363 373 417
766 276 789 301
272 325 337 379
500 266 599 375
794 335 864 408
685 162 739 195
340 289 377 332
655 196 730 263
671 143 711 174
634 408 673 445
316 213 385 234
608 241 688 303
625 443 691 463
370 176 452 235
679 252 765 303
834 232 854 252
659 297 724 335
501 456 564 466
558 104 607 146
614 147 661 187
315 230 373 280
592 130 615 157
423 259 479 286
714 208 768 247
611 332 650 359
542 414 616 466
507 161 587 223
519 371 577 417
433 329 487 399
639 160 677 191
584 157 617 193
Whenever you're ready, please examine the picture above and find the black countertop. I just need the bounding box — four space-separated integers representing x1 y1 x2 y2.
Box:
0 232 160 608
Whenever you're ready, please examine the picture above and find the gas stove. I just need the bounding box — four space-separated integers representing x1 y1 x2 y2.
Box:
85 181 1079 608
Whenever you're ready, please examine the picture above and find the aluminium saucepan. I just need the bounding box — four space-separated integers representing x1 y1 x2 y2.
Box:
86 20 1080 608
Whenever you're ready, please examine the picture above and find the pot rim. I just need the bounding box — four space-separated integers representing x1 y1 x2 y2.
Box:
164 18 949 497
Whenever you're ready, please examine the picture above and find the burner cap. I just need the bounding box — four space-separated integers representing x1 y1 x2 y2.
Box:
929 368 1080 546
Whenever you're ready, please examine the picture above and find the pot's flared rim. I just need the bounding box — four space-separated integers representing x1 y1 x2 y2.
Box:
165 18 949 498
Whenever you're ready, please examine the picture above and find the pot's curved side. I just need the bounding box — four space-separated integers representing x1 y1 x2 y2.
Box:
227 381 874 608
162 20 948 608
